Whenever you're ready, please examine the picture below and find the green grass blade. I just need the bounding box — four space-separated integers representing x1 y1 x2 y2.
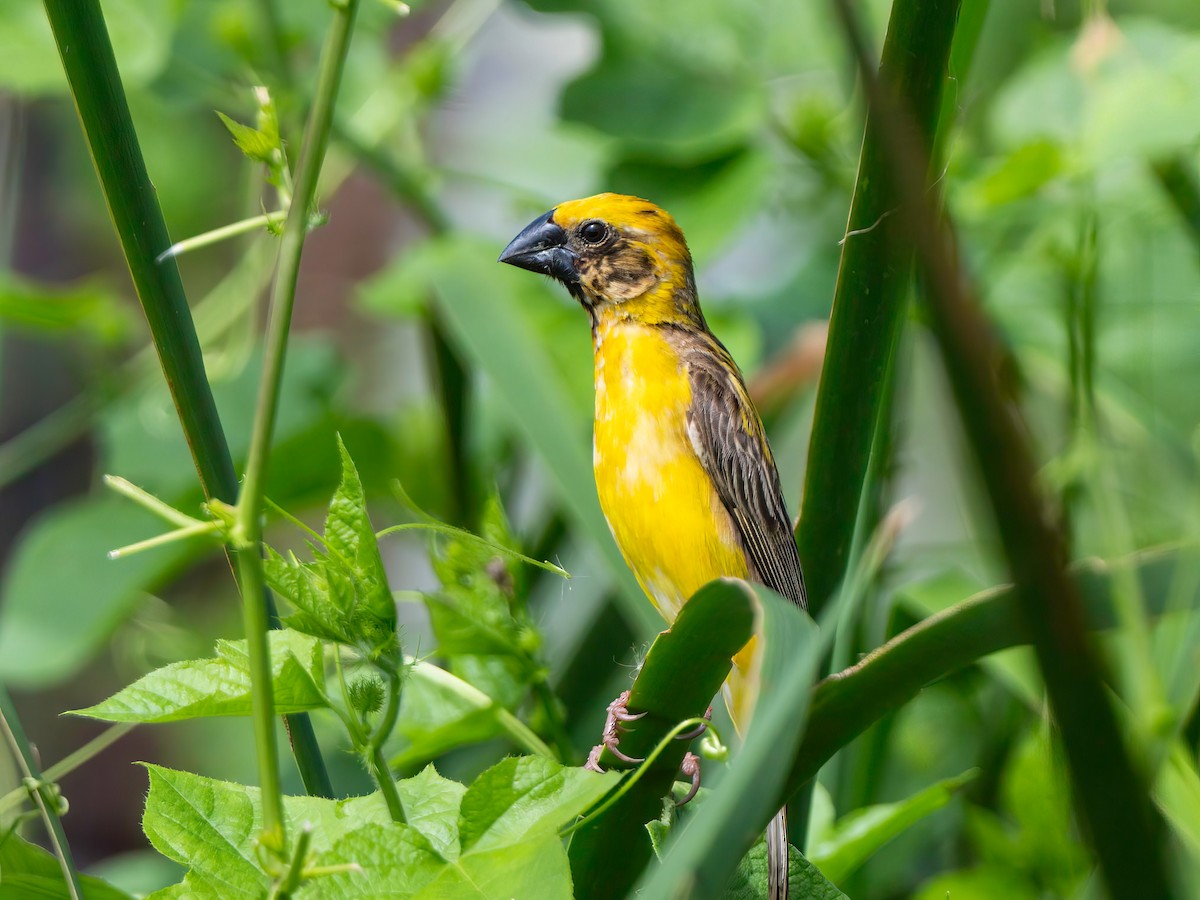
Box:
784 547 1197 829
796 0 963 615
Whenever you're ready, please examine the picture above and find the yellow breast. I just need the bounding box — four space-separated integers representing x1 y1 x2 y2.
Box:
592 319 748 623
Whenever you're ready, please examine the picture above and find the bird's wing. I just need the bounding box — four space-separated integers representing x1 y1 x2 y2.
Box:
682 334 807 609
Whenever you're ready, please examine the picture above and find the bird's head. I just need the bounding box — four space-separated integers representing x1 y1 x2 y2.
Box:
499 193 703 327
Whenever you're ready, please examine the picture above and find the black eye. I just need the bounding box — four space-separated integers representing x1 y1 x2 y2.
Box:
580 220 607 244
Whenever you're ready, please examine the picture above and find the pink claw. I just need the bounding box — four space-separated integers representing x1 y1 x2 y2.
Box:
586 689 648 770
676 706 713 742
609 690 647 722
677 752 702 806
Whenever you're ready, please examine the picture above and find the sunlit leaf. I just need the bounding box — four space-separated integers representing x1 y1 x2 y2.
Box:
71 630 328 723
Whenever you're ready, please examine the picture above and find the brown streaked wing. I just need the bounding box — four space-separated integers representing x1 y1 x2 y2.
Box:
680 332 808 609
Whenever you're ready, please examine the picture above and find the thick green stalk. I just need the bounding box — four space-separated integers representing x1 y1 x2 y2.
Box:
41 0 332 802
789 0 964 850
795 0 962 617
41 0 236 498
233 0 362 846
785 547 1193 796
0 687 82 899
830 0 1170 893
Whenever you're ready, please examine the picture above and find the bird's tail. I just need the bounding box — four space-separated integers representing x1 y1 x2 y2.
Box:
766 805 789 900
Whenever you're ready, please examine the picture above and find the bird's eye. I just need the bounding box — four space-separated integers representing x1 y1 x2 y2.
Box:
580 220 608 244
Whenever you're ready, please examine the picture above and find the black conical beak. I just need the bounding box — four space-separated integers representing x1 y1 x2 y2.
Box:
498 210 579 287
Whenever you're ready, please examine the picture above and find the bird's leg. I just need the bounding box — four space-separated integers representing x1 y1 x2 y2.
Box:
584 690 647 773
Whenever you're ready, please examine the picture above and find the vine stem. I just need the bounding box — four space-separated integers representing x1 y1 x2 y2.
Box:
0 688 83 899
366 669 406 823
233 0 363 850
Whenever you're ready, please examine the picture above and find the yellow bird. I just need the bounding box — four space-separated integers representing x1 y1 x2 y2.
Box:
500 193 806 897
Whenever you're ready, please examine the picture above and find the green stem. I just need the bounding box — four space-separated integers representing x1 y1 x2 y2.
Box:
363 670 405 823
233 0 363 850
0 724 133 817
232 549 286 851
795 0 962 617
0 687 82 900
156 210 287 262
41 0 332 801
238 0 360 520
829 0 1171 893
41 0 238 501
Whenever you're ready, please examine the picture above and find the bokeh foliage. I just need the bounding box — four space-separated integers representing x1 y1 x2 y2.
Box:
2 0 1200 897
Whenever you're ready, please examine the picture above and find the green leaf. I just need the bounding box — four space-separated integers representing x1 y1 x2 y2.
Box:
138 760 611 900
297 824 444 898
324 436 395 633
72 629 327 723
635 583 822 898
396 765 468 861
914 867 1040 900
0 273 135 344
215 112 276 164
0 498 206 688
458 756 615 854
141 766 267 899
724 837 847 900
414 834 571 899
265 443 397 655
1154 740 1200 865
390 661 512 768
808 769 977 885
0 832 134 899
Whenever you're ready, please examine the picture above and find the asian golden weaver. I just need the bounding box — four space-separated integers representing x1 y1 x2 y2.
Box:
500 193 807 898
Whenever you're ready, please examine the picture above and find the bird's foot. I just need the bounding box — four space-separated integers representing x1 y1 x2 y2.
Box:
584 690 646 773
677 752 702 806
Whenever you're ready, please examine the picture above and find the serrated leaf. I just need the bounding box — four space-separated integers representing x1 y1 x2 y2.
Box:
809 769 977 885
264 548 355 646
396 765 468 861
137 760 607 900
72 629 327 723
327 437 395 629
414 834 571 900
457 757 617 855
216 111 276 164
724 836 847 900
141 766 266 898
297 824 444 898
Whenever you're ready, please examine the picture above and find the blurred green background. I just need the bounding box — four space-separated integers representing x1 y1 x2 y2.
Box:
2 0 1200 896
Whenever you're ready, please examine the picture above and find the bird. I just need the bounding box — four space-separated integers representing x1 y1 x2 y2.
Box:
500 193 807 899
